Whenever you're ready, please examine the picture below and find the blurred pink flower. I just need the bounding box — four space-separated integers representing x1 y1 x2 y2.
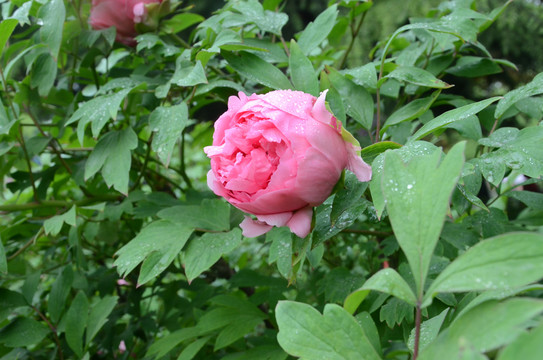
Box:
89 0 161 46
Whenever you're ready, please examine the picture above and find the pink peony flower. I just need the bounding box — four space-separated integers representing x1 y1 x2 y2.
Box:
89 0 161 46
204 90 372 238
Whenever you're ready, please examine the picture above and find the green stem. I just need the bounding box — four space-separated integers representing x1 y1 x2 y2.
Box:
413 301 422 360
338 8 368 69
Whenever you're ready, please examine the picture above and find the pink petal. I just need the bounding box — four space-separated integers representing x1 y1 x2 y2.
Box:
286 206 313 238
346 143 372 182
240 216 273 237
260 90 315 120
311 90 335 129
256 212 293 227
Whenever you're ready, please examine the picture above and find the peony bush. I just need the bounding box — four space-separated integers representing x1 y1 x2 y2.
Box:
1 0 543 359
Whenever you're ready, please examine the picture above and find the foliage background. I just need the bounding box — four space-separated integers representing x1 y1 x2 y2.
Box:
2 0 543 359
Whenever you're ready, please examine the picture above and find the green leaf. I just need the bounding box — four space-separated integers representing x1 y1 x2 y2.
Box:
86 296 118 344
222 51 293 90
328 67 373 130
233 0 288 36
344 268 417 315
184 229 242 282
0 317 50 347
0 236 7 274
508 191 543 210
114 220 193 284
197 295 267 349
44 206 76 236
171 58 207 87
267 227 293 279
289 40 319 96
146 328 199 358
410 97 500 140
0 19 18 57
30 53 57 96
418 298 543 360
47 266 74 324
158 199 231 232
382 142 465 296
66 88 133 145
424 232 543 306
0 289 28 322
276 301 381 360
84 128 138 195
407 309 448 352
39 0 65 57
370 141 437 219
379 297 414 328
359 141 402 165
149 102 189 167
446 56 503 78
495 72 543 119
297 4 338 55
381 91 441 135
178 336 211 360
161 13 205 34
0 98 16 135
475 126 543 186
385 66 452 89
497 321 543 360
65 291 89 358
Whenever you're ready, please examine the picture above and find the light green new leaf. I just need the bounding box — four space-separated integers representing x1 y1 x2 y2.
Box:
149 102 189 167
0 317 49 347
86 296 118 344
328 67 373 130
418 298 543 360
184 229 242 282
297 4 338 55
65 291 89 358
407 309 449 352
382 142 465 296
222 51 293 90
276 301 381 360
410 97 500 140
84 128 138 195
67 88 133 145
381 91 440 135
289 40 319 96
158 199 230 232
423 232 543 306
44 206 76 236
39 0 65 57
497 321 543 360
495 72 543 119
385 66 452 89
114 220 193 284
344 268 417 315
